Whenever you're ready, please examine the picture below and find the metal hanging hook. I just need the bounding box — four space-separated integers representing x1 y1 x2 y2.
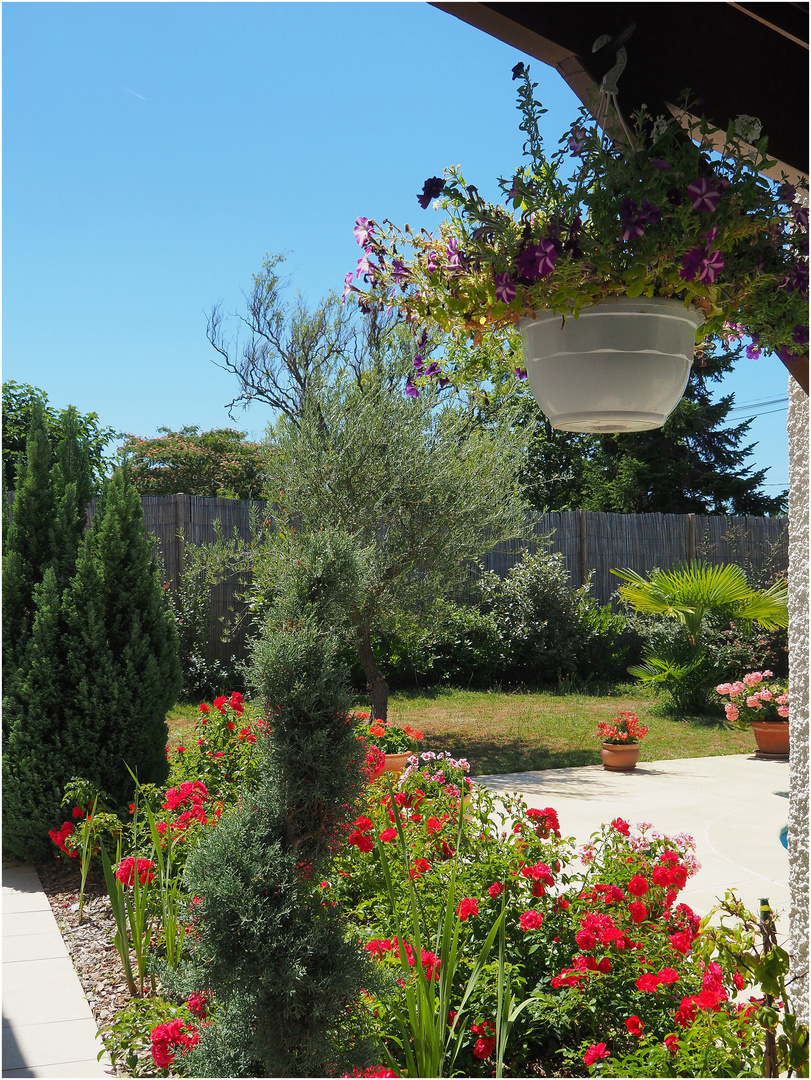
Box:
592 26 636 149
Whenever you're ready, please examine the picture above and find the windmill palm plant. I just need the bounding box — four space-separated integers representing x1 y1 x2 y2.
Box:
612 561 788 712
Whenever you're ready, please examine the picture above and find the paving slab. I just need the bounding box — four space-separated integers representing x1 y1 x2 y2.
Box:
2 861 113 1078
478 753 790 928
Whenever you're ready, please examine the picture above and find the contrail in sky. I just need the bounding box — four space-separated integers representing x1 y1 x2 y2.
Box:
121 86 146 100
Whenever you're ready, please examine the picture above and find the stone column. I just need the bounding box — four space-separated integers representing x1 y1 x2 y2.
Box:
787 372 809 1024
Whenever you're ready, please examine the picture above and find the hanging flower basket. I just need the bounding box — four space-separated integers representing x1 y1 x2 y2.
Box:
520 296 704 432
348 64 808 412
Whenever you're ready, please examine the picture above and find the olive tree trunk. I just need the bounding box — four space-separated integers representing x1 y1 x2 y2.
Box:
355 621 389 722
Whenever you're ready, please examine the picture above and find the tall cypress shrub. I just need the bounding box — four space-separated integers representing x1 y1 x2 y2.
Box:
178 530 379 1078
60 467 181 804
2 466 181 859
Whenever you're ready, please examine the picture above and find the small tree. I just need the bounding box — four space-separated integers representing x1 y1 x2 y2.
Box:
177 530 378 1078
2 381 116 493
118 426 266 499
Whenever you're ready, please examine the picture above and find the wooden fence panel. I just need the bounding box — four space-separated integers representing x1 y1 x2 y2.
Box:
80 496 789 664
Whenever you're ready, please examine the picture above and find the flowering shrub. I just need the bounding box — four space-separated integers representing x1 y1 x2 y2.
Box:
597 711 650 744
717 669 789 724
330 775 803 1077
398 750 473 800
347 64 808 393
167 692 265 802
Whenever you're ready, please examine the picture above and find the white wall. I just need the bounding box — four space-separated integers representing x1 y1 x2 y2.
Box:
787 372 809 1024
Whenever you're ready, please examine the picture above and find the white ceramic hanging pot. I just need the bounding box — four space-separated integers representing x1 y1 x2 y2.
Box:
519 296 705 433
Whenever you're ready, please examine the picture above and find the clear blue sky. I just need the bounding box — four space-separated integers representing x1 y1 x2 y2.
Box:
3 1 789 492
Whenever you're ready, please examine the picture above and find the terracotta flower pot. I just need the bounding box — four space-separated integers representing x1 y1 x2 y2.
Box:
750 720 790 759
600 741 641 771
382 752 413 775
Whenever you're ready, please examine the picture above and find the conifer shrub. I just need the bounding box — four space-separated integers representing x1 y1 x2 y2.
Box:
2 464 181 859
175 530 380 1077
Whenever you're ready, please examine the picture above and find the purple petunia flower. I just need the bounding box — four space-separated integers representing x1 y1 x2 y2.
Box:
793 205 809 231
687 178 721 213
392 260 407 285
515 367 528 380
417 177 445 209
517 240 556 280
356 253 376 281
426 251 439 273
504 174 523 202
777 345 798 364
353 217 373 247
405 379 420 399
653 158 672 171
697 249 724 284
568 127 587 156
446 238 463 267
778 183 797 204
679 247 704 281
792 325 809 346
746 336 762 359
495 273 517 304
424 362 442 378
342 272 356 304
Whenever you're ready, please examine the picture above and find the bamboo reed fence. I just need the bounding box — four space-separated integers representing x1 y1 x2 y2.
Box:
85 495 788 665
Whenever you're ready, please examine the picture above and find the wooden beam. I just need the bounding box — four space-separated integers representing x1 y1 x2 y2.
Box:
726 2 809 49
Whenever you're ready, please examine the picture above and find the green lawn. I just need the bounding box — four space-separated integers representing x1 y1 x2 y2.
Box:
167 684 754 777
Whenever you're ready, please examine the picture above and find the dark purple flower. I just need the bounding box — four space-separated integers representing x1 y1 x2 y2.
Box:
793 205 809 231
495 273 517 304
792 325 809 346
417 177 445 209
438 376 452 389
698 249 724 284
679 247 704 281
653 158 672 171
746 337 762 359
392 260 407 285
511 63 525 80
504 174 523 202
515 367 528 380
687 178 721 213
667 187 683 206
777 345 799 364
405 379 420 399
639 200 661 225
620 200 644 242
568 127 587 156
517 240 556 279
426 251 439 273
424 362 442 379
778 183 797 204
353 217 373 247
413 353 425 376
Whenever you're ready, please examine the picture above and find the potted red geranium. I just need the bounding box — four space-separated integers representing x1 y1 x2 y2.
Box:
597 711 649 771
